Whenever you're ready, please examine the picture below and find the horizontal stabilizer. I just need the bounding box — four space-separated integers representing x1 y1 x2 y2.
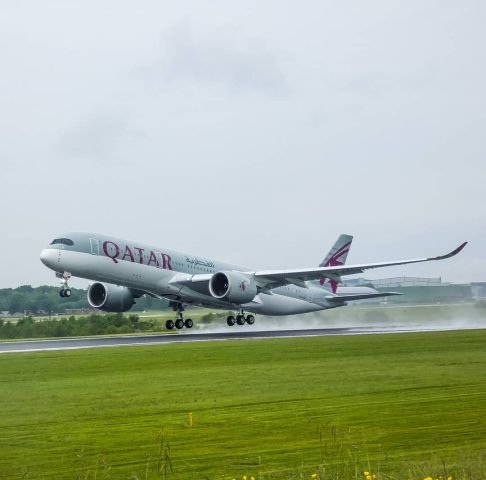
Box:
326 292 403 302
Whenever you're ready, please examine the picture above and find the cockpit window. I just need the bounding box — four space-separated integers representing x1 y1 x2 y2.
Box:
50 238 74 246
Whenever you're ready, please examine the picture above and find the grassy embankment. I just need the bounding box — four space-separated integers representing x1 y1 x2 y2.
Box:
1 329 486 479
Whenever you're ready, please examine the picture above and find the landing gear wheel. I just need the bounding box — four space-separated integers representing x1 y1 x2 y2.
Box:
175 319 184 329
165 320 175 330
227 315 236 326
57 272 72 298
246 314 255 325
236 314 245 325
184 319 193 329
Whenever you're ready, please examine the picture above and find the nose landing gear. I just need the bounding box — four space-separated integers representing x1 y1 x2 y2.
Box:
57 272 72 298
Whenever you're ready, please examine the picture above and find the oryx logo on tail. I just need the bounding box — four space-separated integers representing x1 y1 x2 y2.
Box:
318 234 353 293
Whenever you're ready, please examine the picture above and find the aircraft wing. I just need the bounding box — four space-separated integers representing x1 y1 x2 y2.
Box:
253 242 467 288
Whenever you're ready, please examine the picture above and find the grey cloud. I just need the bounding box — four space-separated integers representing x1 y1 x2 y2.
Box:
138 24 288 95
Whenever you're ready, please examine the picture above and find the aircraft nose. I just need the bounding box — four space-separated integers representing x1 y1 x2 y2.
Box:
40 249 57 268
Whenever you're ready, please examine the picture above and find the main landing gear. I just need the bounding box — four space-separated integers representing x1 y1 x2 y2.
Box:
166 303 193 330
57 272 72 298
226 307 255 327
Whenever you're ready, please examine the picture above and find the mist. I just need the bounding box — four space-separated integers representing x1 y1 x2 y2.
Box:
192 303 486 335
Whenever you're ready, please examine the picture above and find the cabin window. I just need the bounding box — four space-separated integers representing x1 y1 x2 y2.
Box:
50 238 74 246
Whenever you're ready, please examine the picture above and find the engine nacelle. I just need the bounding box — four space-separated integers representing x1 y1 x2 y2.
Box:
209 271 257 304
87 282 135 312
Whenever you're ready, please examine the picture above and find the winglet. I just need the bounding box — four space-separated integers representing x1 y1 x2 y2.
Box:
430 242 468 261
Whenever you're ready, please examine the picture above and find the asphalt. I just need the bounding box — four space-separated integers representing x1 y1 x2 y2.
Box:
0 325 472 353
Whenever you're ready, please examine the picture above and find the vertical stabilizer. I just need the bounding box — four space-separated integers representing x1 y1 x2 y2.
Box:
318 234 353 293
319 234 353 267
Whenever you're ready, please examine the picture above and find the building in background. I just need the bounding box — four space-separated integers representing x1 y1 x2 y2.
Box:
471 282 486 300
344 277 473 304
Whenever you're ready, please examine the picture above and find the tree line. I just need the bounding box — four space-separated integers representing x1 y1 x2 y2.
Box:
0 313 158 339
0 285 168 315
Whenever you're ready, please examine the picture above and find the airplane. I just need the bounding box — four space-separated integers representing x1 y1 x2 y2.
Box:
40 232 467 330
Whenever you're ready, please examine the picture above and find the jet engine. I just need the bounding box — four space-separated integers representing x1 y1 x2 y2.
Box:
209 271 257 304
87 282 135 312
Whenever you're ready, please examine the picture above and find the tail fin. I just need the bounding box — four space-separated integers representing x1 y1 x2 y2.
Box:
319 234 353 267
318 234 353 293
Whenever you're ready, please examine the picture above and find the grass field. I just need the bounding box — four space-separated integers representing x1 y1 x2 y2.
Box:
0 330 485 479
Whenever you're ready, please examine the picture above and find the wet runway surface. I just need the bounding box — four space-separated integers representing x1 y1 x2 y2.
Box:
0 325 477 353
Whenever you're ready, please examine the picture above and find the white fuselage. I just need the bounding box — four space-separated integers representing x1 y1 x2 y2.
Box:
40 233 373 316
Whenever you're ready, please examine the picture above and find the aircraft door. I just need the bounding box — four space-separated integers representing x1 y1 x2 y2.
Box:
90 238 99 255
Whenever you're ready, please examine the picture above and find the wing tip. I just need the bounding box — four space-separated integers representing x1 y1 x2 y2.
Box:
431 241 468 261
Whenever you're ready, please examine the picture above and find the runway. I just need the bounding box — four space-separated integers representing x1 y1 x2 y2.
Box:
0 324 479 353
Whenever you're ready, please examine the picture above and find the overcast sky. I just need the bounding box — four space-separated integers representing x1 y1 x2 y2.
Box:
0 1 484 288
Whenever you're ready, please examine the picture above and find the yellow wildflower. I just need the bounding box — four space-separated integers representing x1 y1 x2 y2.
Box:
424 477 433 480
311 474 318 479
364 472 370 476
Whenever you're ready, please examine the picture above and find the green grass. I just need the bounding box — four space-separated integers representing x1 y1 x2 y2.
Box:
0 330 486 479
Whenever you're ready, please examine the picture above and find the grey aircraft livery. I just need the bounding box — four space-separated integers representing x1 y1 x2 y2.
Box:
40 233 467 329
